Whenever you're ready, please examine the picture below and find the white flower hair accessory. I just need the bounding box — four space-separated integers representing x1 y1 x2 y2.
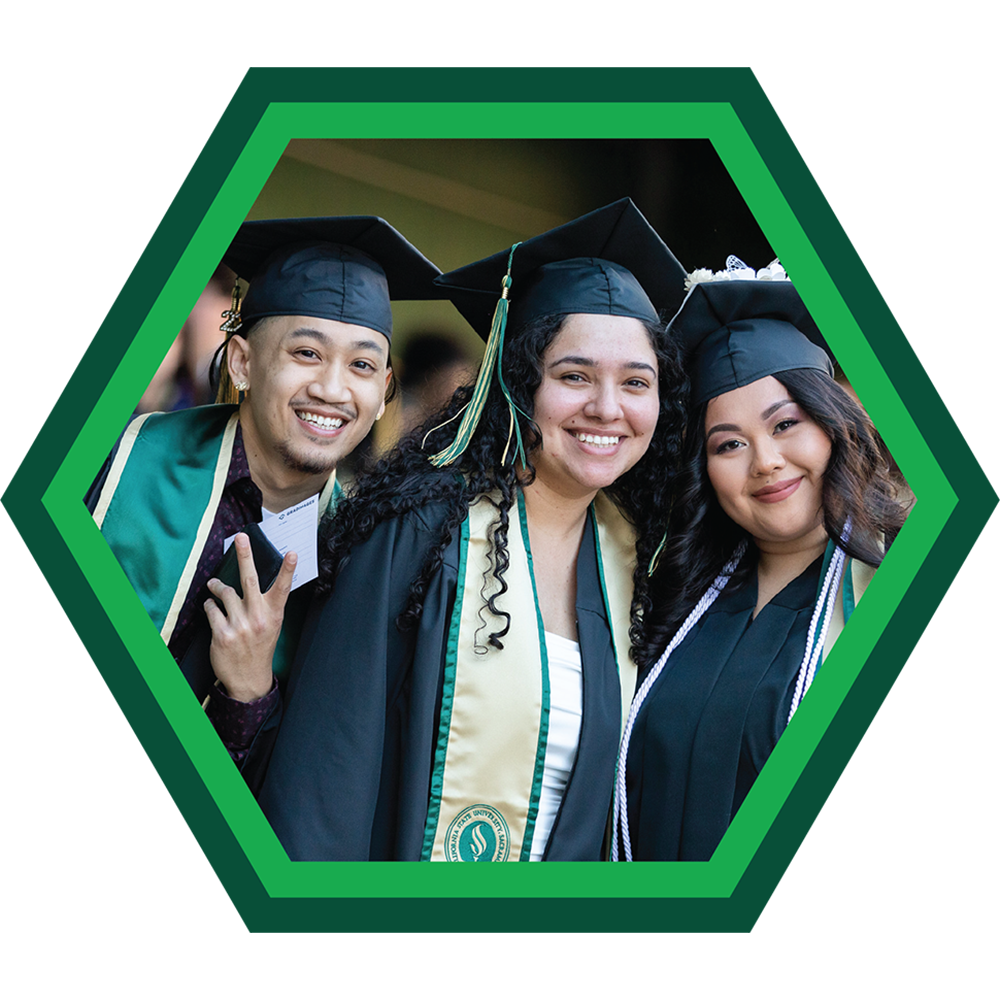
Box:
684 256 788 290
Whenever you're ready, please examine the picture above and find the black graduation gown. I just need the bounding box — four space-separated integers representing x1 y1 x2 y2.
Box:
624 554 823 861
258 501 625 861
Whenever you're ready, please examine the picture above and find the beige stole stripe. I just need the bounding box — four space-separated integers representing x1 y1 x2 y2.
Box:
823 558 876 660
159 413 240 644
591 492 639 732
425 493 547 862
92 411 156 530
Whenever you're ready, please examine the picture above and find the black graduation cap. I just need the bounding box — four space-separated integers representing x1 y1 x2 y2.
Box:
426 200 687 467
666 269 833 405
222 216 441 343
434 198 688 339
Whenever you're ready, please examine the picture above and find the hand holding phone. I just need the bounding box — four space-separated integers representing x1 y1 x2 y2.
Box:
212 521 284 601
204 529 297 703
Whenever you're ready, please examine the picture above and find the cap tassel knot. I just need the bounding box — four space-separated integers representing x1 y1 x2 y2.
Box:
215 280 245 406
219 280 244 334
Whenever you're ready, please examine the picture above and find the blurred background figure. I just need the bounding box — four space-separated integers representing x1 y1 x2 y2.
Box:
347 331 480 477
397 332 478 435
136 264 235 413
136 330 184 414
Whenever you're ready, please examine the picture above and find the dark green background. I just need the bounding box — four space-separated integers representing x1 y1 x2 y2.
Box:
0 70 1000 931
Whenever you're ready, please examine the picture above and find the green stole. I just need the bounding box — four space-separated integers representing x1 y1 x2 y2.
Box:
92 404 338 655
421 490 637 862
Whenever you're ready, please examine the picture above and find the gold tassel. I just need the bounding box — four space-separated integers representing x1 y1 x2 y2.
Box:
429 243 524 468
429 284 509 466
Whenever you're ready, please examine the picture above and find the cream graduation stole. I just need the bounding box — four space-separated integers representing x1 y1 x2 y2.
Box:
421 490 637 862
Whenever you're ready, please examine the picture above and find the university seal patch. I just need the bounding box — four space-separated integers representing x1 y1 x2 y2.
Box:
444 804 511 862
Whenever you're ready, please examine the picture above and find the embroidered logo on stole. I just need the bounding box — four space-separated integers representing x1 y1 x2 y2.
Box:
444 805 511 862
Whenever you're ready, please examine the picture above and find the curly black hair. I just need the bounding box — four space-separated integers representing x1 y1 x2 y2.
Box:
319 312 689 665
643 368 912 664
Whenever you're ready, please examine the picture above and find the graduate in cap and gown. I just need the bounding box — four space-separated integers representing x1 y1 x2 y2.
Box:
253 199 689 861
87 217 440 770
611 260 911 862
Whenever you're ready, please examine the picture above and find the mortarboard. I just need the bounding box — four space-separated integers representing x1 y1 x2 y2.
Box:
222 215 442 343
435 197 687 339
428 199 687 466
666 260 832 406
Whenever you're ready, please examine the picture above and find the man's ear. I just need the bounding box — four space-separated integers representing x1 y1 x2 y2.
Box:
227 334 251 386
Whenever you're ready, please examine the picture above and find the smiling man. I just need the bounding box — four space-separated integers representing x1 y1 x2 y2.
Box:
224 313 391 511
87 217 441 727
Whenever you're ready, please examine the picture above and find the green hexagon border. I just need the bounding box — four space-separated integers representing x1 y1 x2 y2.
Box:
43 103 957 897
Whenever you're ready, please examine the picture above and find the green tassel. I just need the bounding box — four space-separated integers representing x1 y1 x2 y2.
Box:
430 243 527 468
495 304 531 468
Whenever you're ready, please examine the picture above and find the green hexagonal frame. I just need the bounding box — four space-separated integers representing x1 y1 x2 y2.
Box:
4 68 996 932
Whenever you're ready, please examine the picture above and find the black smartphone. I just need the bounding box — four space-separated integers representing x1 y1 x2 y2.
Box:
213 521 284 601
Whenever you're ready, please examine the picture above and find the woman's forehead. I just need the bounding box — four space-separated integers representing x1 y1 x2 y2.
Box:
705 376 792 422
545 313 657 363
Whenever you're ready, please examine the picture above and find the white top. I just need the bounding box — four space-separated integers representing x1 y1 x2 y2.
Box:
530 631 584 861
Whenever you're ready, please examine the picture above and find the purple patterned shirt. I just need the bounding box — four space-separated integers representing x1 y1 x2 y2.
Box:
206 678 280 767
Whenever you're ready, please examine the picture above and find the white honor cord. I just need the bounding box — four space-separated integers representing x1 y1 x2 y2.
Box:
612 531 852 861
611 543 747 863
787 545 847 722
788 518 852 722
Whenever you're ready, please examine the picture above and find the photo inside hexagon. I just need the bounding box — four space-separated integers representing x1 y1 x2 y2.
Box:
84 136 914 871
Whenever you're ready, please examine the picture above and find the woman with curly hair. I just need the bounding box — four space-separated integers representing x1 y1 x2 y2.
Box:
243 200 689 861
611 261 910 862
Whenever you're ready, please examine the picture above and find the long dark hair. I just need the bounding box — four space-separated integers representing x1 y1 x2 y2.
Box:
319 312 688 664
643 368 911 662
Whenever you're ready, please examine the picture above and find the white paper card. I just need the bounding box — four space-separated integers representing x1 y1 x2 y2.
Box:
223 493 319 591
